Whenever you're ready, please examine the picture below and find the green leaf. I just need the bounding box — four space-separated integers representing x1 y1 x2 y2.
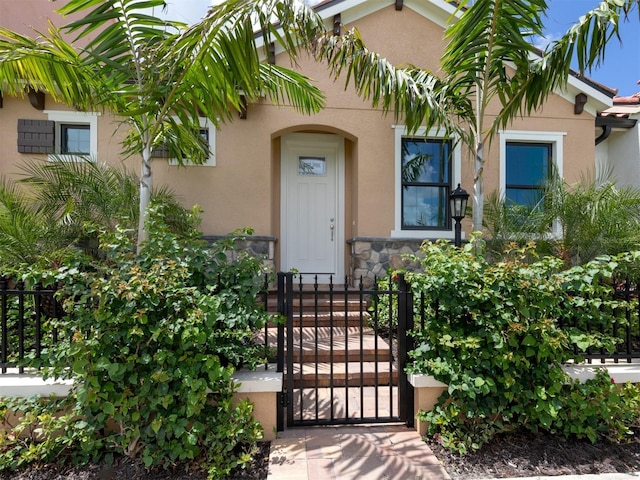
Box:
151 418 162 434
102 402 115 416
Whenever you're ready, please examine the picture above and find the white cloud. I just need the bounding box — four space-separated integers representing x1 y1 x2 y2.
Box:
150 0 214 24
152 0 322 25
532 32 559 51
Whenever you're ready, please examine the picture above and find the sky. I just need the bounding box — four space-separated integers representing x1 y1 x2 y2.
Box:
154 0 640 97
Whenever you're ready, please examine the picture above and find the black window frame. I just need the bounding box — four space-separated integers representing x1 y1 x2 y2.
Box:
505 141 552 210
60 123 91 155
400 137 453 230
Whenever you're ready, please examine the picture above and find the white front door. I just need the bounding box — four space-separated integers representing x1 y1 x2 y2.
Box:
281 133 344 282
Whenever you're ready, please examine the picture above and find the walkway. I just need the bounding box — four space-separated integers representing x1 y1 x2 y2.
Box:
267 423 451 479
266 425 640 480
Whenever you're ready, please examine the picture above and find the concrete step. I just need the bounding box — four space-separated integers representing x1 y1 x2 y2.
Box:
262 288 396 390
266 298 368 314
265 326 393 361
291 362 398 388
267 310 375 328
290 349 391 363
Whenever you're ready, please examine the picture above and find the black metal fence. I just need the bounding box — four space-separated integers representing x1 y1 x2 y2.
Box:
408 276 640 364
3 273 640 380
583 277 640 363
0 279 60 374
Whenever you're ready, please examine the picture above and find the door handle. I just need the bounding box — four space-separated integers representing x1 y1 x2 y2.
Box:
330 218 335 241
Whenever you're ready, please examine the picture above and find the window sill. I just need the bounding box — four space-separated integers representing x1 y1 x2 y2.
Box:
391 229 461 240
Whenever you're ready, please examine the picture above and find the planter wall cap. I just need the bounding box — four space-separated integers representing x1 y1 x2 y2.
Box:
0 372 73 397
408 373 447 388
562 363 640 384
0 364 284 397
232 364 283 393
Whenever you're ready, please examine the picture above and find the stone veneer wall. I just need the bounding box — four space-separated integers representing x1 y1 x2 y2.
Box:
203 235 277 272
347 237 428 287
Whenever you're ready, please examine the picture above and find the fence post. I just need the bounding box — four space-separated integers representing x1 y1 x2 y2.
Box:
0 278 6 374
397 273 415 427
276 272 286 432
34 283 43 361
17 281 25 374
284 272 295 428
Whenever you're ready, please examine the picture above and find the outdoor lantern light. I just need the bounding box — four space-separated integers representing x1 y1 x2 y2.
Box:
449 183 469 248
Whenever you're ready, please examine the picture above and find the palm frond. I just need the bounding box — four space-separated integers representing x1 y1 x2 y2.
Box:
0 176 69 265
0 25 99 109
315 28 472 140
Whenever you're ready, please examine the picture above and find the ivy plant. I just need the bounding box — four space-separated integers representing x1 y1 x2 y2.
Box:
406 236 640 453
0 204 270 479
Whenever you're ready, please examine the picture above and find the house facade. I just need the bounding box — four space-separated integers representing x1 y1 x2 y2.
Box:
0 0 619 285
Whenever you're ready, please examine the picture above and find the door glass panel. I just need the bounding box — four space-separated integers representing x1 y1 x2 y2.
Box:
298 156 326 176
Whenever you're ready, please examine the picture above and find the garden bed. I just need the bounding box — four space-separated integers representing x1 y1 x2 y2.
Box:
429 428 640 479
3 431 640 479
0 442 270 480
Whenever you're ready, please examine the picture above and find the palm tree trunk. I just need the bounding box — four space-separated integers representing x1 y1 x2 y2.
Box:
473 140 484 233
137 148 152 251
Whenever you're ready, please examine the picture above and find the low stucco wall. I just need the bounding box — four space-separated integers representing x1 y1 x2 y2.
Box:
409 362 640 436
0 365 283 441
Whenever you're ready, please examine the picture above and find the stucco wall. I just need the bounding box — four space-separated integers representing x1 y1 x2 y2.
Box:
604 123 640 188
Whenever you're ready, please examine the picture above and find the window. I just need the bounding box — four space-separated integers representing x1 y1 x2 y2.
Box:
43 110 99 161
500 130 565 234
401 138 451 229
393 126 462 238
61 124 90 155
505 142 551 209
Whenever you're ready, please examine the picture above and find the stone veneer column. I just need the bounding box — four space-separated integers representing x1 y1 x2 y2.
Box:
347 237 426 288
203 235 277 272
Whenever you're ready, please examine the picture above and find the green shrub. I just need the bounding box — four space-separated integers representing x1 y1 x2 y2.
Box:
0 205 270 478
407 236 640 453
553 370 640 443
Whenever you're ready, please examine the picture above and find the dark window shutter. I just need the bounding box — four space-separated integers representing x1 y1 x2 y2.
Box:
17 119 55 153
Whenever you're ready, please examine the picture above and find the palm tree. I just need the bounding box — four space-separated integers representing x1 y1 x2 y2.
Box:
0 159 192 266
316 0 639 233
484 167 640 265
0 177 58 266
0 0 327 248
552 172 640 265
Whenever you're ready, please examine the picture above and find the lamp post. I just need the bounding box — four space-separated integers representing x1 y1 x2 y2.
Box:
449 183 469 248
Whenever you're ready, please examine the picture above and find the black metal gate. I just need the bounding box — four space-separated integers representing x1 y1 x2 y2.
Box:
275 272 414 428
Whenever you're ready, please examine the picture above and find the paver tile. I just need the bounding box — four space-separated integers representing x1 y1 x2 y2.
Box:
387 463 452 480
331 454 387 480
307 458 335 480
305 434 342 459
269 438 307 460
277 428 311 439
267 458 309 479
339 435 379 458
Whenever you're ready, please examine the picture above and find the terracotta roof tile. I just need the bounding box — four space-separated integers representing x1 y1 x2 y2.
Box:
613 93 640 105
612 81 640 106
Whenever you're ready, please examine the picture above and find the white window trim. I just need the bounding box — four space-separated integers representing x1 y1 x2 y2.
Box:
499 130 566 237
391 125 462 239
168 117 216 167
43 110 99 162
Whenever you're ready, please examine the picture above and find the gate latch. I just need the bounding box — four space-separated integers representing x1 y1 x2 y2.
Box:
279 391 291 407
